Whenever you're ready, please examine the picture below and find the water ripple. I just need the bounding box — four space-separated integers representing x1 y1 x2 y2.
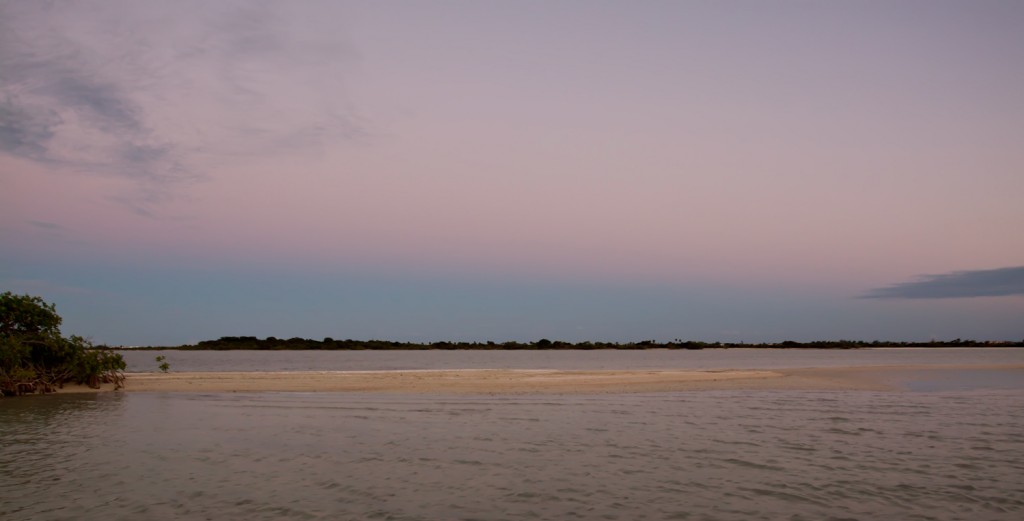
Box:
2 389 1023 520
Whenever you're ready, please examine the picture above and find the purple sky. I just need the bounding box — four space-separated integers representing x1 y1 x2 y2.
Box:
2 1 1022 345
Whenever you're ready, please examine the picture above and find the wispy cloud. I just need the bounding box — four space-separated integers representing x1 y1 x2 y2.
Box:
0 97 59 159
862 266 1024 299
27 220 64 231
0 0 364 215
0 2 190 187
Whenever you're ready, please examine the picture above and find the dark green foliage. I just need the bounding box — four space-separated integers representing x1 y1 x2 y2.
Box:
141 336 1024 351
0 292 126 396
0 293 61 336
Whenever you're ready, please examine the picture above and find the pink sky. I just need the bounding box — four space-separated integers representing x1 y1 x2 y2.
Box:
2 1 1022 344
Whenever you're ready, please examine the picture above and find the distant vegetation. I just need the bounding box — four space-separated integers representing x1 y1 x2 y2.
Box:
1 292 126 396
138 336 1024 351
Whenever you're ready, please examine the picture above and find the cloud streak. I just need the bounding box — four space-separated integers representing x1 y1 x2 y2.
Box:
27 220 64 231
0 0 363 214
0 2 186 184
862 266 1024 299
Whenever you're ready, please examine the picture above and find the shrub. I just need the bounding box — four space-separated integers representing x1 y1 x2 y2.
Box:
0 292 126 396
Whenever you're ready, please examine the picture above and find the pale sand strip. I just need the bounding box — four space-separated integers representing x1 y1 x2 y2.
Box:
121 369 783 394
56 364 1023 394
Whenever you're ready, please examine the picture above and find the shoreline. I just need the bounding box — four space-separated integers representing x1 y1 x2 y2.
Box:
52 364 1024 394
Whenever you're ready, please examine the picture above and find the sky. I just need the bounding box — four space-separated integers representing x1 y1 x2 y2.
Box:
2 0 1022 346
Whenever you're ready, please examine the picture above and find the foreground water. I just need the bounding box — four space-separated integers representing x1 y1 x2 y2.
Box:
3 389 1023 520
3 350 1023 520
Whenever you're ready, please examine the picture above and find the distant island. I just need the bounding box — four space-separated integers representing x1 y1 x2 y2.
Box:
123 337 1024 351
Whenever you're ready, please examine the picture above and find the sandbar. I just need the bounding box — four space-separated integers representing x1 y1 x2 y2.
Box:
120 369 783 394
48 364 1022 394
93 364 1019 394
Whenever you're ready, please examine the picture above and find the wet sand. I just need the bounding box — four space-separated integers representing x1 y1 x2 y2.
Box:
80 364 1019 394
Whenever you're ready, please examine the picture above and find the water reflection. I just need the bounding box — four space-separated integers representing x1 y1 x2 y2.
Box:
3 390 1022 520
901 368 1024 392
1 393 128 519
0 392 127 447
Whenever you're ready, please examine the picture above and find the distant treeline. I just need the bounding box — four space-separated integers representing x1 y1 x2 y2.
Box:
127 337 1024 350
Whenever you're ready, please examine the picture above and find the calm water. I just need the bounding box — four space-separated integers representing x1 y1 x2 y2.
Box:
3 350 1023 520
120 347 1024 373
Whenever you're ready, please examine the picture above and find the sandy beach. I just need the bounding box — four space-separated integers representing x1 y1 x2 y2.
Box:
48 364 1022 394
53 364 1005 394
120 369 787 394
